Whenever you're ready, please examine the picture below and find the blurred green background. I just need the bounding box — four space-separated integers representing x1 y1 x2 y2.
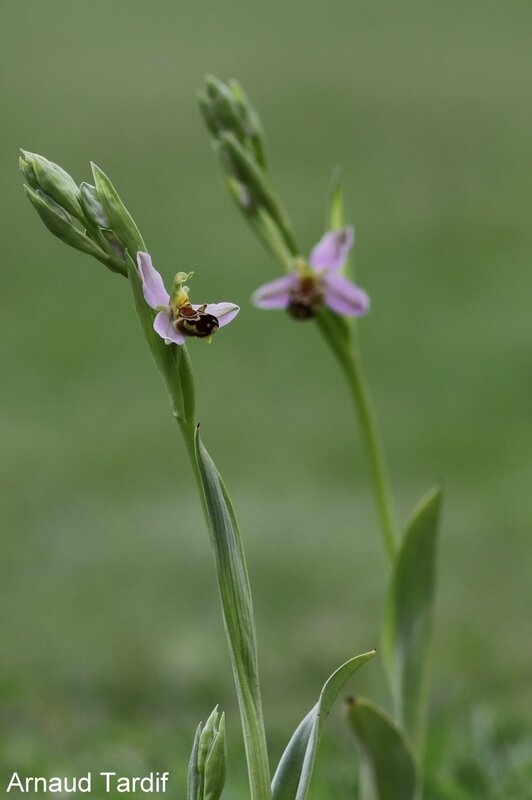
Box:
1 1 532 797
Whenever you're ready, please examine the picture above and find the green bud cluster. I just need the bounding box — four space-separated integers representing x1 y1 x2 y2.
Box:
19 151 129 276
198 77 299 271
187 707 227 800
199 76 267 170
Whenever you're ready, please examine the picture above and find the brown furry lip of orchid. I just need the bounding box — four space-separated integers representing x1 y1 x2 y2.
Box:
137 252 240 344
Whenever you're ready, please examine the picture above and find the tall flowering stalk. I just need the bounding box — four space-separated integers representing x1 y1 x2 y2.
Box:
199 77 443 798
20 151 374 800
198 81 397 562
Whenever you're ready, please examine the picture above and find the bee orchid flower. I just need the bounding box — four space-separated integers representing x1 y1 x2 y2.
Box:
137 252 240 344
252 226 369 320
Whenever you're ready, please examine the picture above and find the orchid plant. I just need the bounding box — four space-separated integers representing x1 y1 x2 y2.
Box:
20 151 376 800
198 76 444 799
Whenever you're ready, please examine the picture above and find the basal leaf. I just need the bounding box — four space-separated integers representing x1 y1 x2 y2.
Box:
382 486 443 752
348 697 419 800
272 651 375 800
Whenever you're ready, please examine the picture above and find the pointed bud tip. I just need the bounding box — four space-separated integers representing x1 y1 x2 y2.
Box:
204 73 221 87
90 161 104 178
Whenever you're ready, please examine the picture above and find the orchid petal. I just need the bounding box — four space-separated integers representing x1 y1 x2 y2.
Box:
323 273 370 317
137 252 170 309
251 274 299 309
153 311 186 345
201 302 240 328
309 226 355 272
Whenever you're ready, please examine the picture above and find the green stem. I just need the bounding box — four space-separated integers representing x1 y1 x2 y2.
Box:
87 171 270 797
342 351 398 562
174 376 272 800
316 312 398 563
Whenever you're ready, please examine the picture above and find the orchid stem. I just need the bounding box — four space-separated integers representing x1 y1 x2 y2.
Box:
316 313 399 563
174 366 272 800
342 350 398 563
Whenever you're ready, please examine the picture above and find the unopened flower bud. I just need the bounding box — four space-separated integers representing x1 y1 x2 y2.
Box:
227 80 266 167
197 706 220 774
187 723 202 800
21 151 83 221
24 185 103 258
187 708 227 800
79 182 127 263
203 75 246 142
197 91 219 138
203 713 226 800
19 152 40 190
200 76 267 171
79 182 109 228
217 132 285 227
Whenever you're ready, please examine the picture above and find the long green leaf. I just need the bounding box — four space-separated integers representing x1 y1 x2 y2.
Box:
347 698 419 800
272 651 375 800
194 427 271 800
382 486 443 752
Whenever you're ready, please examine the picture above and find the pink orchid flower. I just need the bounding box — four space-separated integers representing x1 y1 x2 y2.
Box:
252 226 369 319
137 252 239 345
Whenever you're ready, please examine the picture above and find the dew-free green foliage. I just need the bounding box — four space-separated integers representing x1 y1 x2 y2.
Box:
272 651 374 800
348 698 419 800
188 707 227 800
194 428 271 800
382 488 442 754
